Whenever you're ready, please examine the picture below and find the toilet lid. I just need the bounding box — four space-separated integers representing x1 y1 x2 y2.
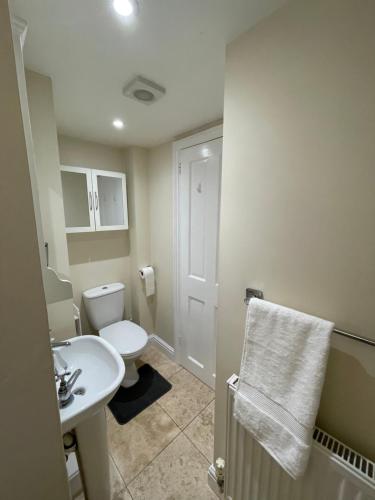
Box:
100 320 148 357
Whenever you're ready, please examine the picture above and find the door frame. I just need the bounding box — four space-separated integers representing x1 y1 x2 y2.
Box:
172 124 223 367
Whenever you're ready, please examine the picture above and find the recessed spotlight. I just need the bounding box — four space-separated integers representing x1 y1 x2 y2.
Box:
113 0 134 17
112 119 124 129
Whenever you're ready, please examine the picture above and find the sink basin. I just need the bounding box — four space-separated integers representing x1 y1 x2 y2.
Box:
54 335 125 433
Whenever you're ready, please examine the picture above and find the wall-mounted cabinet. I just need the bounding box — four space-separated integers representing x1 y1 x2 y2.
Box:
61 166 128 233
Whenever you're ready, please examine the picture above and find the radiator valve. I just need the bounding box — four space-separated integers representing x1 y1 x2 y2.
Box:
215 457 225 492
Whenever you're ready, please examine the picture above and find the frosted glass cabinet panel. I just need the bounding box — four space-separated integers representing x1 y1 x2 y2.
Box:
61 167 95 232
92 170 127 230
60 166 128 233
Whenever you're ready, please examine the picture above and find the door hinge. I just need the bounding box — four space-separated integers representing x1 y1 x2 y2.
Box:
178 162 181 174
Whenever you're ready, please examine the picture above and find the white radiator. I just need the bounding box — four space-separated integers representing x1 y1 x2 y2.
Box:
225 375 375 500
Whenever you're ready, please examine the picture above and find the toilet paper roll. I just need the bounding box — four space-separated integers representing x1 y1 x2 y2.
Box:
139 266 155 297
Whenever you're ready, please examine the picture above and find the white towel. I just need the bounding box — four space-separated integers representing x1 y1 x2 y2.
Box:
234 298 333 478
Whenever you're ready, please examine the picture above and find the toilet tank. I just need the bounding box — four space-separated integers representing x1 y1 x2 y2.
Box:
83 282 125 331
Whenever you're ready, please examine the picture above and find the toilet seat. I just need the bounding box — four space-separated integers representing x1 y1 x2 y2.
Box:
99 320 148 358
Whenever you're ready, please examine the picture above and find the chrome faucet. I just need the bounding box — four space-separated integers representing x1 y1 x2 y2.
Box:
51 339 70 372
51 340 71 348
51 339 81 408
55 369 82 408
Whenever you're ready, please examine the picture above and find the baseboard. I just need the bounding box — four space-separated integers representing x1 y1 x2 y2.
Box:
148 334 175 360
208 464 224 498
82 329 176 362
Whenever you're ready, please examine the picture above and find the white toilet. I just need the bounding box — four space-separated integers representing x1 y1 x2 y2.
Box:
83 282 148 388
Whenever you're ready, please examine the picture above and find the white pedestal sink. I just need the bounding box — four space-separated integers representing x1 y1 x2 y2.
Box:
54 336 125 500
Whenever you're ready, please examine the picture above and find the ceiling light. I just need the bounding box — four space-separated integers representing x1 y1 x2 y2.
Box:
112 119 124 129
113 0 134 17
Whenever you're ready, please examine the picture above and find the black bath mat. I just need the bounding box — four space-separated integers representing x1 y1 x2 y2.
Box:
108 364 172 425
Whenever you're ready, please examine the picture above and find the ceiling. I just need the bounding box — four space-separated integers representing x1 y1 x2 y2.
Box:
11 0 284 148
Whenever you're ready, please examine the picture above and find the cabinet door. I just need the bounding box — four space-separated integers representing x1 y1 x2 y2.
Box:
91 170 128 231
60 166 95 233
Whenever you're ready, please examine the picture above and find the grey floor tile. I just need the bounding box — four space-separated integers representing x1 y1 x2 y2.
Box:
108 402 180 484
137 344 181 380
158 368 215 429
184 399 215 463
73 454 132 500
128 433 217 500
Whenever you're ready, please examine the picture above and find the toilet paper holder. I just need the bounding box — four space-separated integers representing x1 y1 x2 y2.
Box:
139 265 153 277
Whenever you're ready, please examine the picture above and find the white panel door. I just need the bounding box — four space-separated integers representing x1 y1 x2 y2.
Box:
179 138 222 387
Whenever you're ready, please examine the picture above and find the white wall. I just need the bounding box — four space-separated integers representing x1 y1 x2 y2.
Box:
215 0 375 463
0 4 69 498
58 135 132 333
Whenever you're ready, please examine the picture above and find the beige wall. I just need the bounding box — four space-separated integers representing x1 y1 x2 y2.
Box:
0 4 69 498
145 124 224 348
57 134 177 345
125 146 154 334
215 0 375 464
57 131 217 346
58 135 132 333
26 70 76 340
147 142 174 346
26 71 70 277
58 137 158 336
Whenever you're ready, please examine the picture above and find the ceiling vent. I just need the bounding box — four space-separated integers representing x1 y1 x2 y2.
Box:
123 76 166 105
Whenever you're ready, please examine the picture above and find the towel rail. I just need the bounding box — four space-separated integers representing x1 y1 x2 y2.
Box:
244 288 375 348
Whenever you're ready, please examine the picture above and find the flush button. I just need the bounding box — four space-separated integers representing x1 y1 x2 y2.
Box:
102 286 108 290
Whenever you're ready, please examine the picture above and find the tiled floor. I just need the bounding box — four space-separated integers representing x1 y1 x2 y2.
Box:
75 344 216 500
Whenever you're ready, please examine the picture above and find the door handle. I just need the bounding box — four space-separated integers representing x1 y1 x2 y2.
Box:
95 192 98 210
89 192 92 210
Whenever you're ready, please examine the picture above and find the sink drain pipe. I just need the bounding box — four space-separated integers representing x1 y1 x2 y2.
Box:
63 431 77 461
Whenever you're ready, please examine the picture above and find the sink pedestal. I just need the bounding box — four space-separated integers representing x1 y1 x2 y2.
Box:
55 335 124 499
75 409 110 500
